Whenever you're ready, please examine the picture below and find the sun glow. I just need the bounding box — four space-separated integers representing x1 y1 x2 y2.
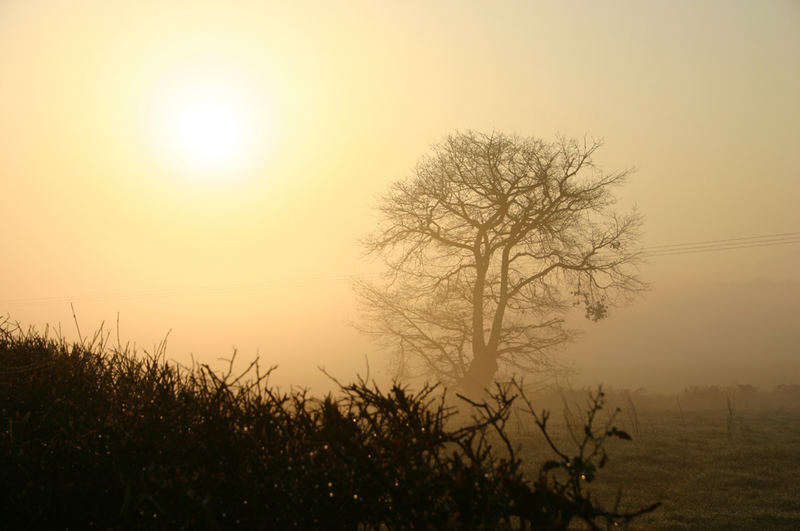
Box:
167 93 247 171
149 70 274 184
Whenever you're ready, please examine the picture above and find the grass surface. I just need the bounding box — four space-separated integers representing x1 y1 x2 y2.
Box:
515 405 800 529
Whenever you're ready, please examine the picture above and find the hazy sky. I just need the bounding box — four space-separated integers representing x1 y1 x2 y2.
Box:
1 1 798 392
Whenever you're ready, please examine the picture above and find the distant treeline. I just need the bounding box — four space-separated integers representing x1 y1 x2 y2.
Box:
513 383 800 415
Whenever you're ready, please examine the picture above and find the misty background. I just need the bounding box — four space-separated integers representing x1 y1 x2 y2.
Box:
1 1 798 393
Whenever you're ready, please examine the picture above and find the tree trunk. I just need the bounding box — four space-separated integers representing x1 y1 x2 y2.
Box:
459 351 499 399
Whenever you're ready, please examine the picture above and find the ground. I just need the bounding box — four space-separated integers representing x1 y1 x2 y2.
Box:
513 398 800 529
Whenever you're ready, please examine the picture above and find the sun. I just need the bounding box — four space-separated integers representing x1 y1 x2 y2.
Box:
167 93 247 172
148 71 272 184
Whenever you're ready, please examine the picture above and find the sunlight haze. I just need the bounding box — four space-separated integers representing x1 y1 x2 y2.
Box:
1 0 798 393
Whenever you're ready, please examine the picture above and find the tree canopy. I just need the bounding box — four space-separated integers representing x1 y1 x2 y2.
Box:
355 131 644 395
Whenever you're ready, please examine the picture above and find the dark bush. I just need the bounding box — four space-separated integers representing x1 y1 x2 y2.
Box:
0 317 658 529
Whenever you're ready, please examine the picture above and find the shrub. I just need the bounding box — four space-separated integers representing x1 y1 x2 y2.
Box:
0 318 658 529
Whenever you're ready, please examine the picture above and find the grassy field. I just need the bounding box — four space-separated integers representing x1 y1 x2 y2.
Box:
513 397 800 529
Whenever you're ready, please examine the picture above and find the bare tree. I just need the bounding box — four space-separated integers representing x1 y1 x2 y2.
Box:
354 131 643 396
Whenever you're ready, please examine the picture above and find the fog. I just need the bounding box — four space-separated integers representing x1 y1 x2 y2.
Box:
1 1 798 394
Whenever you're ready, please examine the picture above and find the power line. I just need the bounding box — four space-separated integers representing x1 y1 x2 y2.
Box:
1 231 797 306
1 273 380 306
641 232 800 257
642 232 800 251
642 231 800 252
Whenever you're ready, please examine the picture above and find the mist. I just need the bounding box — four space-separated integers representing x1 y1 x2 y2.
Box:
1 0 798 395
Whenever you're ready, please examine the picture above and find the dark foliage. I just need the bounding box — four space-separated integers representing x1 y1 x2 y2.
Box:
0 318 658 529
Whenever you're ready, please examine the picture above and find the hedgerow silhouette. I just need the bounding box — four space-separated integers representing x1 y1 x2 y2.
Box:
0 317 658 529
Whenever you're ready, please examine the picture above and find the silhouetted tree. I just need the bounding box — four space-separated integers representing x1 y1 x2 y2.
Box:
355 131 643 396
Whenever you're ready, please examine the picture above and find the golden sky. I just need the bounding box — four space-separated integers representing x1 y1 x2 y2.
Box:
1 1 798 391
